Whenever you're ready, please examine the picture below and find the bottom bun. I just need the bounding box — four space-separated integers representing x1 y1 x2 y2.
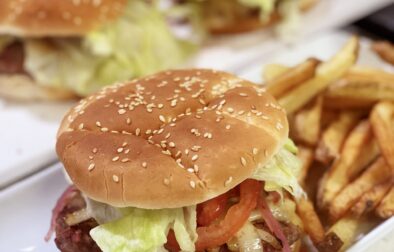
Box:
0 74 76 101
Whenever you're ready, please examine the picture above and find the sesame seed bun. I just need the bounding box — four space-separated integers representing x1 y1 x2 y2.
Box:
56 69 289 209
0 0 126 37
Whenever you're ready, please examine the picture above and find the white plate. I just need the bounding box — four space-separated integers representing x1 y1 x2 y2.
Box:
0 0 391 188
0 164 67 252
238 30 394 252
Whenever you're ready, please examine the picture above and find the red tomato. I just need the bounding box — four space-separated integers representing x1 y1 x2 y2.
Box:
197 193 229 226
195 179 261 250
164 230 180 252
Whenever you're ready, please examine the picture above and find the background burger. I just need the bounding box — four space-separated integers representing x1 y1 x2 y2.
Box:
0 0 194 101
174 0 318 34
48 69 305 252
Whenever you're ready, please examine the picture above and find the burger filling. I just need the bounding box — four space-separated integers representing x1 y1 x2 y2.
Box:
0 0 195 96
48 139 304 252
174 0 301 36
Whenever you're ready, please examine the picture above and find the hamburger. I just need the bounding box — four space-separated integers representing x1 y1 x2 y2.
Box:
0 0 194 101
177 0 318 34
48 69 305 251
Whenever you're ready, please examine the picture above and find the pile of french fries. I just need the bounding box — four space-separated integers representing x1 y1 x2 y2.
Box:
262 36 394 251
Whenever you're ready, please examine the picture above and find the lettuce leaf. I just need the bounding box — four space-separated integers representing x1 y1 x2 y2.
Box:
90 206 197 252
24 0 195 96
251 141 304 198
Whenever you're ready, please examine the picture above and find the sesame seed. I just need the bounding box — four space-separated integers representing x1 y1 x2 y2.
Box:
159 115 166 123
194 164 199 172
88 163 95 171
117 148 123 153
253 148 258 155
191 155 198 161
124 149 130 154
224 176 233 186
121 158 130 163
101 127 109 132
190 181 196 189
158 103 164 109
163 178 170 185
142 162 147 168
187 168 194 173
227 108 234 113
135 128 141 136
169 142 176 148
126 118 131 124
96 121 102 127
118 109 126 115
89 155 93 160
239 93 248 97
112 175 119 183
78 123 84 130
225 125 231 130
240 157 247 167
92 148 98 153
112 156 119 162
122 142 128 147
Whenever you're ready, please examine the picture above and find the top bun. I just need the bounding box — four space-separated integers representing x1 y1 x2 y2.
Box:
56 69 288 209
0 0 126 37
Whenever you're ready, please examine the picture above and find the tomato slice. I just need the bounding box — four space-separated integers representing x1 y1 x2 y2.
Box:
258 192 291 252
164 230 180 252
197 192 229 226
195 179 261 250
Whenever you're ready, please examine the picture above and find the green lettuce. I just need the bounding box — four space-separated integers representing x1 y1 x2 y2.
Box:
251 139 303 198
90 207 197 252
24 0 195 96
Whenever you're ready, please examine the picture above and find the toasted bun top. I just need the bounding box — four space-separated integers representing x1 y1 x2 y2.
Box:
0 0 126 37
56 69 288 209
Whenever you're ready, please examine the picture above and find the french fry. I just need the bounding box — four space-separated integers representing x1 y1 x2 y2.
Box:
329 157 392 221
372 41 394 66
376 187 394 218
263 64 291 81
265 58 320 98
320 109 339 129
315 232 343 252
315 111 362 164
296 146 314 184
296 197 325 244
370 101 394 170
351 180 392 217
317 120 380 209
325 214 377 252
278 36 359 114
324 67 394 109
293 96 323 146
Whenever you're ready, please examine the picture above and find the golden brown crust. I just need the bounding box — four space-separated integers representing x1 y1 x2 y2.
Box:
56 69 288 208
0 0 126 37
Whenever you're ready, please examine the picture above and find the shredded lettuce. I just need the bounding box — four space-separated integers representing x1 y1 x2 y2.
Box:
90 206 197 252
24 0 195 96
251 140 303 198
